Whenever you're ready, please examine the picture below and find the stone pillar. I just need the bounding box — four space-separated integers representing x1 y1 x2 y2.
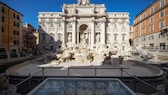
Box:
91 21 95 48
72 19 76 45
77 31 79 45
101 20 106 44
89 32 91 45
62 18 66 44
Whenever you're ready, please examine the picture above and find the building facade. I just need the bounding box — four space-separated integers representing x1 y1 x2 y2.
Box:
133 0 168 50
38 0 130 53
0 1 23 58
129 26 134 47
22 23 38 55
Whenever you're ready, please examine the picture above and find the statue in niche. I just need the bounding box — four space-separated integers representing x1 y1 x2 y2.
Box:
96 22 100 29
78 0 90 6
68 23 72 28
67 33 72 42
67 33 73 48
96 33 100 43
80 33 88 48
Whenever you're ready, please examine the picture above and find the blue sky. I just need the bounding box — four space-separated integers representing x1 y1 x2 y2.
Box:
0 0 156 29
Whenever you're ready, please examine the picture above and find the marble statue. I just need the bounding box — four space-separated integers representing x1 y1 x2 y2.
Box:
67 33 72 42
67 33 73 48
96 33 100 43
80 34 88 48
78 0 90 6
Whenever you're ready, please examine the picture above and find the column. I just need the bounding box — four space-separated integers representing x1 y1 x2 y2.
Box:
62 18 66 45
91 21 95 47
100 20 106 44
72 19 76 45
89 32 91 45
77 31 79 45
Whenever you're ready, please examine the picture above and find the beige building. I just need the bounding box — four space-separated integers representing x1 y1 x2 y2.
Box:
133 0 168 50
0 1 23 58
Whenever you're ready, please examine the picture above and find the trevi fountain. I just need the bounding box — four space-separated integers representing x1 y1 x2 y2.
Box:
1 0 168 95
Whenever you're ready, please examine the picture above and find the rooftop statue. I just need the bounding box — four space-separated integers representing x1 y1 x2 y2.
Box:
78 0 90 6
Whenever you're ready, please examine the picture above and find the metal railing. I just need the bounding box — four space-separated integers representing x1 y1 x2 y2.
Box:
1 66 167 95
0 70 42 95
40 67 129 78
40 66 167 95
123 70 167 95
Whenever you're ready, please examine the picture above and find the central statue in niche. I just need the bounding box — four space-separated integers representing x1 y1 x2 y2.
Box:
78 0 90 6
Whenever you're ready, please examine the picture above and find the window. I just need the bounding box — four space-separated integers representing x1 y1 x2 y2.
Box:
16 15 20 20
68 23 72 28
150 16 154 23
50 21 53 27
121 24 126 32
106 33 111 43
58 33 62 41
2 6 4 13
2 16 4 22
14 40 19 45
160 10 164 18
17 23 20 27
17 31 19 35
149 35 154 40
13 30 16 35
141 13 146 19
14 21 16 26
136 26 138 31
122 46 125 50
13 30 19 35
141 21 146 27
13 22 19 27
58 21 61 27
122 34 126 41
114 23 117 28
150 7 154 14
142 37 145 41
150 25 154 32
160 43 165 50
150 44 154 48
13 13 15 18
159 34 165 38
41 21 45 27
114 34 118 41
141 28 146 34
113 23 118 32
160 0 165 7
2 27 4 32
159 20 165 29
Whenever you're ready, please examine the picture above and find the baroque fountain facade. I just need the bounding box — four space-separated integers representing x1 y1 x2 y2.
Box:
37 0 130 55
